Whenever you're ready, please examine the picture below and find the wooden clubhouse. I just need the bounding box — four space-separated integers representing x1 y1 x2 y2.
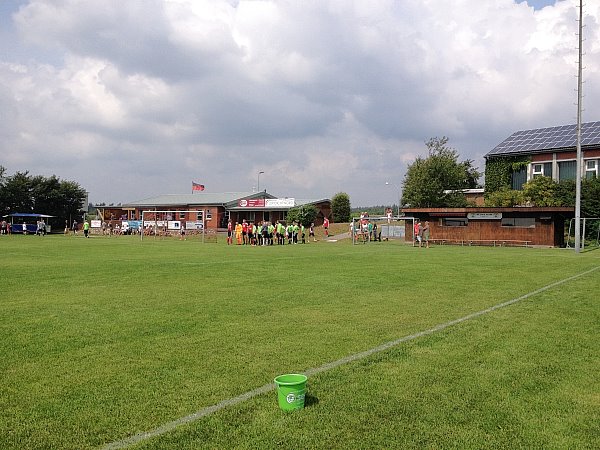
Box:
402 207 574 247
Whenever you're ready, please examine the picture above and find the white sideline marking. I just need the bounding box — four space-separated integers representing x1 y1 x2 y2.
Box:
101 265 600 450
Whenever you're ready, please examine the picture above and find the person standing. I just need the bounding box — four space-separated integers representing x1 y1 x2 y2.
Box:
235 221 242 245
413 221 420 245
323 217 329 237
22 222 27 235
242 219 248 245
309 223 316 242
248 221 254 245
292 221 299 244
417 222 424 248
422 221 430 249
83 220 90 238
227 220 233 245
276 221 284 245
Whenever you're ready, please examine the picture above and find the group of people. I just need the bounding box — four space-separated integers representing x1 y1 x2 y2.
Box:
414 220 430 248
62 220 93 237
0 220 48 235
227 219 317 246
352 212 381 243
0 220 11 235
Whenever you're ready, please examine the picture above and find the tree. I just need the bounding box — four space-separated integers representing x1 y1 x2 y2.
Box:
331 192 351 223
0 171 34 215
401 137 481 207
485 176 600 218
522 176 562 206
484 187 524 207
286 205 318 227
0 169 87 228
581 177 600 218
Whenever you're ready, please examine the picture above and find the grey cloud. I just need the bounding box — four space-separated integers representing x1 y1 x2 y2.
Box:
2 0 600 207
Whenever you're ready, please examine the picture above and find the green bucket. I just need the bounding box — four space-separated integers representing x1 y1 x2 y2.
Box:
274 374 307 411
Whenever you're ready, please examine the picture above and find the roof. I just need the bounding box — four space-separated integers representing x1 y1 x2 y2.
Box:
4 213 55 218
125 193 331 210
295 198 331 207
402 207 574 216
125 192 258 207
486 121 600 158
442 188 484 194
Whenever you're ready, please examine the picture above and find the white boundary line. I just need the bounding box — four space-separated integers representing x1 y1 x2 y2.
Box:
101 264 600 450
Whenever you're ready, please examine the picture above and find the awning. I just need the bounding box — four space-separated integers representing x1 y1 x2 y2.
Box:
4 213 55 218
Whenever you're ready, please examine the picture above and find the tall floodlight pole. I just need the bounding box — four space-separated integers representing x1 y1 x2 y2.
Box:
575 0 583 253
257 171 264 193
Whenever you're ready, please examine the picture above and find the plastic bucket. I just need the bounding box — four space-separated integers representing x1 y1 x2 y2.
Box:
274 374 307 411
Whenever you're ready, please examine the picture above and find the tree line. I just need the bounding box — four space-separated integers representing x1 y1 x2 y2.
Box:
0 166 87 227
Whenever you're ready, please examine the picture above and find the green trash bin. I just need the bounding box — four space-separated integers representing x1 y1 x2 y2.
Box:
274 374 307 411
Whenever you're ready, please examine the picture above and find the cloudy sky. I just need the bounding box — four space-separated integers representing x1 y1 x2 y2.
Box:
1 0 599 207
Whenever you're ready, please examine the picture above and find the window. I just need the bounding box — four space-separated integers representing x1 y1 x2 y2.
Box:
501 217 535 228
586 160 598 179
196 210 204 221
558 160 577 181
532 162 553 179
206 210 212 220
441 218 468 227
511 167 527 190
179 211 186 220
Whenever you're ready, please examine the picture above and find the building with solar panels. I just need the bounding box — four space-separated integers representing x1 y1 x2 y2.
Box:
485 121 600 190
398 122 600 247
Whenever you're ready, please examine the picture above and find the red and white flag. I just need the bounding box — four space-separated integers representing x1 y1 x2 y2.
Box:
192 182 205 192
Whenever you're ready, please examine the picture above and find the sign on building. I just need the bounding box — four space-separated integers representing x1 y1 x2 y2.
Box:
467 213 502 220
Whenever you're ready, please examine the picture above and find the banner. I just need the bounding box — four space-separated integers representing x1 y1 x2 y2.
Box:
238 198 295 208
186 221 204 230
238 199 265 207
265 198 295 208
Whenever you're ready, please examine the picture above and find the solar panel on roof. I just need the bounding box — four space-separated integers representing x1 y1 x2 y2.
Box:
487 121 600 157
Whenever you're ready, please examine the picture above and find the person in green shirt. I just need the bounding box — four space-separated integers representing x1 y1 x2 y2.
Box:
83 220 90 238
268 223 275 245
276 222 284 245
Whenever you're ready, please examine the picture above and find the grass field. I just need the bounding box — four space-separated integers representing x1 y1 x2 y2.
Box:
1 234 599 449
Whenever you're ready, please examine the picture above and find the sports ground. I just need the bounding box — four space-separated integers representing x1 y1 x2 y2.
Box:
1 234 599 449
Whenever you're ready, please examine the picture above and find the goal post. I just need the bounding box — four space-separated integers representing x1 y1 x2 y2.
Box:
566 217 600 250
351 216 415 245
140 210 212 242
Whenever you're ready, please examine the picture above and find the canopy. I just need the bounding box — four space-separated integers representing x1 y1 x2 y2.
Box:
3 213 55 218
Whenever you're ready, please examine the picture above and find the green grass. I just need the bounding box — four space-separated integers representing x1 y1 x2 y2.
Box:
1 234 599 449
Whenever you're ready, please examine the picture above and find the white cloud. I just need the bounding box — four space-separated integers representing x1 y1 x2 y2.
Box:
1 0 599 206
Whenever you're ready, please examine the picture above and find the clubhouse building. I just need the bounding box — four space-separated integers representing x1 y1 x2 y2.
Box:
96 191 331 230
402 121 600 247
402 207 574 247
